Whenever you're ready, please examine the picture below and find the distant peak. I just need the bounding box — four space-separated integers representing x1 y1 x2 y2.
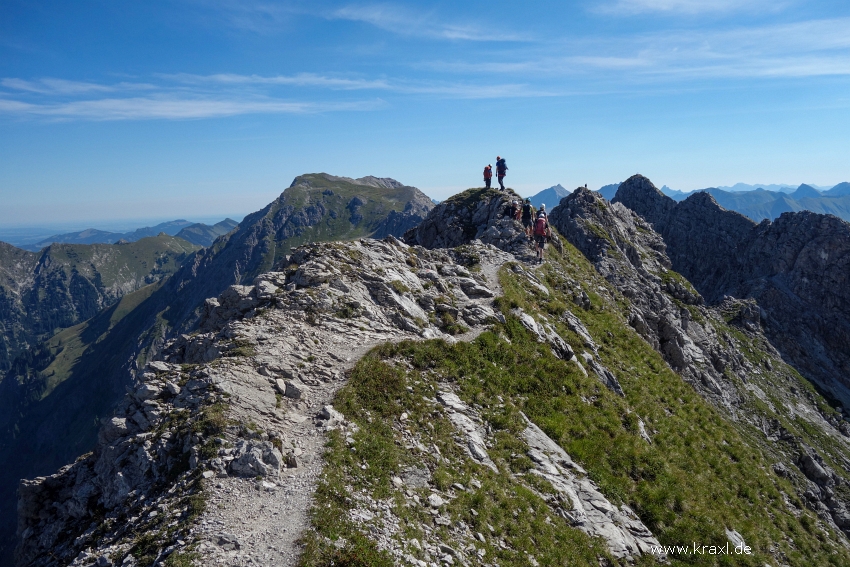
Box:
617 174 667 199
791 184 821 199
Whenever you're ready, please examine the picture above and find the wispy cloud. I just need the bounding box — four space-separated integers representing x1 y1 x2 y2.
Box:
595 0 783 15
187 1 527 42
0 70 553 121
185 0 300 34
1 77 156 94
163 72 392 90
164 72 552 98
426 17 850 82
328 4 527 42
0 95 382 120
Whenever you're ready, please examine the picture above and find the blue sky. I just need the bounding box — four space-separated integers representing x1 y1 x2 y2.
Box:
1 0 849 226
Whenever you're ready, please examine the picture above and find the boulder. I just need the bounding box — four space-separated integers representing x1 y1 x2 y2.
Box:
229 440 282 478
98 418 129 445
134 384 162 401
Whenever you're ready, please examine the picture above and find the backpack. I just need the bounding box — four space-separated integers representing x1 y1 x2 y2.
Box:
534 217 547 236
522 203 532 218
496 159 507 173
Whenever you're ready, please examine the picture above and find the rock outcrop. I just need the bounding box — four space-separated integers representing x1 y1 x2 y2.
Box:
613 174 850 408
550 187 736 406
404 187 537 261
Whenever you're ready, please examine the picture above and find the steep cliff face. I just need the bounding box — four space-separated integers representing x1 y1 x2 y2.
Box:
612 175 850 408
0 174 434 565
0 236 199 374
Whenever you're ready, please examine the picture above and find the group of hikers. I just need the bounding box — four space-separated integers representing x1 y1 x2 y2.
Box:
484 155 551 263
505 197 551 264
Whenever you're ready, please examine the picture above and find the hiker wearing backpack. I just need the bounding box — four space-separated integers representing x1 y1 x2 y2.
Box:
533 204 550 263
496 156 508 190
483 164 492 189
521 198 534 236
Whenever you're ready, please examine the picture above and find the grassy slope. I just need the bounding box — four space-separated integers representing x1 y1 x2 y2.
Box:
41 235 199 289
301 236 848 566
0 235 199 376
29 281 164 400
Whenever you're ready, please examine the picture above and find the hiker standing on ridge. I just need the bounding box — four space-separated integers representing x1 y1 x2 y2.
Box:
533 204 550 264
496 156 508 190
483 164 492 189
521 198 534 236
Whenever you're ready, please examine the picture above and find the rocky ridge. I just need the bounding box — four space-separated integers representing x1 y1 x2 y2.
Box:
0 174 435 565
16 191 668 566
15 236 505 566
550 186 850 545
612 175 850 410
14 183 850 567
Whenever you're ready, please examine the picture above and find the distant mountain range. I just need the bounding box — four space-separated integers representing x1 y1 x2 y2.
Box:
19 218 239 251
174 219 238 247
593 181 850 223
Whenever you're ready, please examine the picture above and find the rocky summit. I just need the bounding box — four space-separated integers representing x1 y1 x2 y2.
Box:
9 182 850 567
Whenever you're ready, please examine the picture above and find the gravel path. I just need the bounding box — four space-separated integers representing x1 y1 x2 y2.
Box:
192 242 509 566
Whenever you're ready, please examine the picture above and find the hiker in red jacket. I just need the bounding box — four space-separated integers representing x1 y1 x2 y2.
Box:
533 204 550 264
483 165 493 189
496 156 507 190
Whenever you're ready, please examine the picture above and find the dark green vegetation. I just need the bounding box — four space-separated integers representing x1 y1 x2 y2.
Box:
0 174 433 564
301 238 850 566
